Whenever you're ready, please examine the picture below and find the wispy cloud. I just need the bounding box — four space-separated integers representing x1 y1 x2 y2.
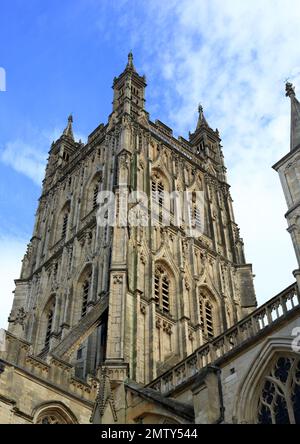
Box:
1 140 47 185
0 129 86 186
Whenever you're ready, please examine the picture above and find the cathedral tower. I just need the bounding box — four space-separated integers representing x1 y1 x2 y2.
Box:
7 54 256 385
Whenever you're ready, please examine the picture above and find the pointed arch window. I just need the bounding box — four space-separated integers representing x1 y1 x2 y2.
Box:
81 277 91 318
89 174 102 213
93 183 99 209
199 295 215 340
62 212 68 238
196 140 206 155
257 356 300 424
45 301 55 348
189 191 203 232
154 266 170 313
190 204 202 230
151 176 165 208
36 406 77 424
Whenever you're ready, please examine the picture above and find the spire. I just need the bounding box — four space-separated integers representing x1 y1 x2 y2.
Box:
126 51 136 72
63 114 74 140
286 82 300 151
196 104 209 130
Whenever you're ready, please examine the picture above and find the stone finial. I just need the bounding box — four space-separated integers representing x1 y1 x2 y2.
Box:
286 82 296 98
63 114 74 140
196 103 209 130
126 51 136 72
286 82 300 151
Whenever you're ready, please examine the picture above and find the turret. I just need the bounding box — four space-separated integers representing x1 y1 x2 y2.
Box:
112 52 147 119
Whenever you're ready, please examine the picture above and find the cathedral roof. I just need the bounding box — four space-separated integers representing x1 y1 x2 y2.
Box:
125 380 195 422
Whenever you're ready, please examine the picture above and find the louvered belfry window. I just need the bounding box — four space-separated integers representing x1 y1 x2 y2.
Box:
81 279 90 317
62 212 68 238
93 183 99 209
199 296 214 339
190 204 202 229
45 303 55 348
152 178 165 208
154 266 170 313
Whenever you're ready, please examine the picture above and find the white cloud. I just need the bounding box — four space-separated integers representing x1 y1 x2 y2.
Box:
1 140 46 186
0 236 27 329
0 130 86 186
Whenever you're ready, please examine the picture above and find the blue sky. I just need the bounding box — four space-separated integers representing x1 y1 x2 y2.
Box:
1 0 300 328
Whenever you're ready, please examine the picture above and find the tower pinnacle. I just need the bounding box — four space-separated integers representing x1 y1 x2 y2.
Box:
126 51 136 72
286 81 296 98
285 82 300 151
63 114 74 140
196 103 209 130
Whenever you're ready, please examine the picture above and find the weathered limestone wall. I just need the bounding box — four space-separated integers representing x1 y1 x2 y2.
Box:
0 333 95 424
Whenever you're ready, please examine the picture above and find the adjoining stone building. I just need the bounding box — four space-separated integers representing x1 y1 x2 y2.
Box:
0 55 299 424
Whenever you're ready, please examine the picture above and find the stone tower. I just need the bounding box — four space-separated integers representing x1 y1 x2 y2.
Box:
7 54 256 385
273 82 300 292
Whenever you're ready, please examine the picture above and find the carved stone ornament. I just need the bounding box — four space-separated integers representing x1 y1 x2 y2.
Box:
185 279 190 290
113 274 123 284
96 367 118 421
8 307 27 327
119 153 129 170
163 321 172 335
140 304 146 315
188 331 194 341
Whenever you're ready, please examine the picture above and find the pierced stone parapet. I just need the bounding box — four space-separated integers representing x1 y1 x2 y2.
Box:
148 283 300 394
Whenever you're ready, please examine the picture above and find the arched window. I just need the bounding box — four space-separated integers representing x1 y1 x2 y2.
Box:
61 212 68 238
81 276 91 318
257 356 300 424
38 415 64 424
44 300 55 349
73 265 93 325
54 201 70 244
154 265 170 313
93 183 99 209
35 404 78 424
190 203 202 230
80 173 102 219
188 191 204 236
152 177 165 208
199 294 215 340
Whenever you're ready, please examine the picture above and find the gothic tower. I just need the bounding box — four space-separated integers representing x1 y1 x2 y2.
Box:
7 54 256 385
